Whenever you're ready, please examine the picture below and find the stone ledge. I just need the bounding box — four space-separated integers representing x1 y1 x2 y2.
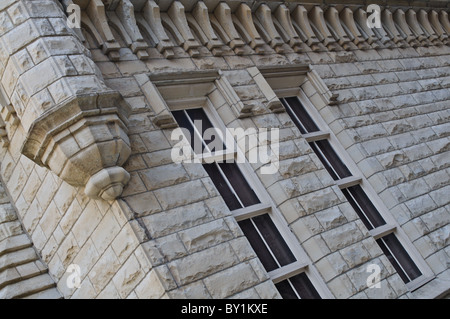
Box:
411 276 450 298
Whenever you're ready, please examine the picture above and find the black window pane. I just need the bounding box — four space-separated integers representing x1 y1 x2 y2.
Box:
282 99 307 135
377 234 422 284
252 214 296 267
203 163 242 211
309 141 339 180
186 108 225 152
313 140 352 180
282 97 320 133
290 272 322 299
342 185 386 230
275 280 299 299
238 219 279 272
172 110 204 154
218 162 260 207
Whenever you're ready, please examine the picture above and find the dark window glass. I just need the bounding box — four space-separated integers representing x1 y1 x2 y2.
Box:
203 162 260 210
185 108 226 152
341 185 386 230
218 163 260 208
172 110 201 153
275 280 298 299
172 107 321 299
275 273 321 299
281 97 320 134
203 163 243 211
290 272 322 299
376 234 422 284
251 214 296 267
238 218 279 272
309 140 352 180
238 214 296 272
172 109 225 153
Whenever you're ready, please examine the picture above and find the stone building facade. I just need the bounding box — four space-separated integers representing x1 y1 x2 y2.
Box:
0 0 449 299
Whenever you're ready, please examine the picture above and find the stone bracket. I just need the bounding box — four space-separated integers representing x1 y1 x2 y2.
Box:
235 3 266 54
141 0 175 58
430 10 449 44
21 91 132 201
135 73 178 129
115 0 149 59
382 8 408 47
309 6 338 50
167 1 201 57
192 1 223 54
418 9 440 45
340 7 370 49
275 4 302 52
325 6 351 49
84 0 121 60
395 9 421 47
292 5 320 49
354 8 380 46
255 4 284 53
214 2 245 55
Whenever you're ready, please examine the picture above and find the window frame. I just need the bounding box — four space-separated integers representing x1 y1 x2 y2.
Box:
277 88 434 291
167 96 334 299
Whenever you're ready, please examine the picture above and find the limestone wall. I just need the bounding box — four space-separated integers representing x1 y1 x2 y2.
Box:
0 0 449 298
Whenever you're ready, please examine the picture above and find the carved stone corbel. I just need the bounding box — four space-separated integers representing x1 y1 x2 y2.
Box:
439 11 450 35
292 5 320 50
309 6 339 50
115 0 149 59
417 9 441 45
142 0 175 59
215 73 253 118
168 1 201 57
381 8 409 47
235 3 266 54
21 91 132 201
135 74 178 129
353 8 379 47
394 9 421 47
82 0 121 60
325 6 352 50
247 67 284 113
429 10 449 45
255 4 285 53
214 2 246 55
405 9 430 46
275 4 303 52
192 1 223 55
340 7 370 49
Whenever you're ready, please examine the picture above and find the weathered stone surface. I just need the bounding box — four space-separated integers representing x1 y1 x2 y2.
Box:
203 262 261 298
168 243 239 286
142 201 211 239
1 0 450 300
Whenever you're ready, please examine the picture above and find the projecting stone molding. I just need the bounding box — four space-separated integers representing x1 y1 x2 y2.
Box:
0 0 132 201
58 1 450 61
